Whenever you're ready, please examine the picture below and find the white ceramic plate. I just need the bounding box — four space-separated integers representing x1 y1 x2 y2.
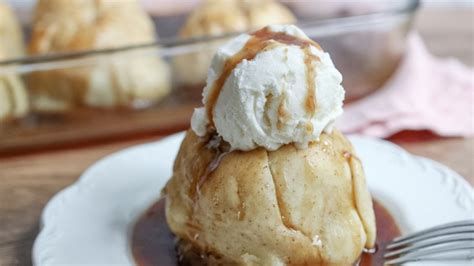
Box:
33 132 474 265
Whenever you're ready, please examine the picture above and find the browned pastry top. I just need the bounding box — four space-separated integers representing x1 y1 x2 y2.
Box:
0 1 24 59
180 0 296 38
29 0 156 54
0 1 28 121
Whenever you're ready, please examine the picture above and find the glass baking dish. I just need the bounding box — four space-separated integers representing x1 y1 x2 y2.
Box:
0 0 419 153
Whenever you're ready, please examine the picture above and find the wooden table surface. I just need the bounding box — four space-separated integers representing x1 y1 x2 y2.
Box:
1 7 473 266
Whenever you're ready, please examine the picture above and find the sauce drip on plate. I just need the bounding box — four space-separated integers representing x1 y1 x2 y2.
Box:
132 199 400 266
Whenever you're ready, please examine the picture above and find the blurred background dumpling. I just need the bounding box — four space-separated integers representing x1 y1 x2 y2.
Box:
0 1 29 122
172 0 296 87
0 1 24 57
28 0 171 112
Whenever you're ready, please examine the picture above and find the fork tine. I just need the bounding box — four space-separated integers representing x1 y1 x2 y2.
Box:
388 221 474 248
385 242 474 265
387 228 474 249
386 252 474 265
392 220 474 242
385 234 474 258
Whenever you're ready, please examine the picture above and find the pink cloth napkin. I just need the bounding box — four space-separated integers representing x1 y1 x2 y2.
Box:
337 33 474 138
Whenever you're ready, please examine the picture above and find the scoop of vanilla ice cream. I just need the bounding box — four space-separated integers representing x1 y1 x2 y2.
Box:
191 25 345 151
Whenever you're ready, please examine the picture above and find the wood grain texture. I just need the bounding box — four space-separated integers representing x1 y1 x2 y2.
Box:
0 7 473 266
0 136 164 265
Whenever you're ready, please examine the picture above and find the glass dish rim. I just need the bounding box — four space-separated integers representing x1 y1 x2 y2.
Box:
0 0 419 68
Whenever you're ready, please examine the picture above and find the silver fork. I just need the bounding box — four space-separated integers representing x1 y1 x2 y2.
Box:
384 220 474 265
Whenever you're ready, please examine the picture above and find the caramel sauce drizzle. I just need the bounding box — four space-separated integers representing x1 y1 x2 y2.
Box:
188 135 231 202
276 92 288 130
186 135 231 239
205 27 322 131
267 152 299 232
303 46 320 116
275 189 298 232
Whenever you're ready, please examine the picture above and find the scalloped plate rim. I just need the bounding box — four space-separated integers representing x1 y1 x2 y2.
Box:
32 132 474 265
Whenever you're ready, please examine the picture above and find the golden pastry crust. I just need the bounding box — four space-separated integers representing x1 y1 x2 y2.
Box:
0 71 29 122
0 2 24 58
165 130 376 265
28 0 170 111
180 0 296 37
172 0 296 86
0 2 28 121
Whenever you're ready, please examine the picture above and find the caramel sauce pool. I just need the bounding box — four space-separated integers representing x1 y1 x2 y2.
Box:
205 27 321 129
132 199 400 266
